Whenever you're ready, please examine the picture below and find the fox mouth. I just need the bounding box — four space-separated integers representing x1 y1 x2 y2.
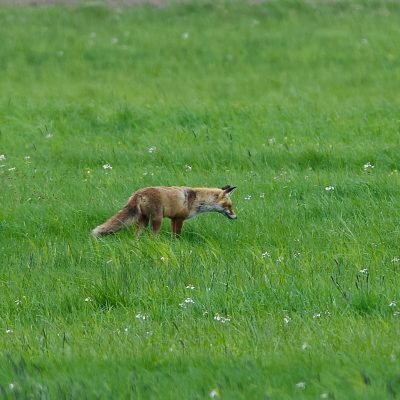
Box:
224 210 237 220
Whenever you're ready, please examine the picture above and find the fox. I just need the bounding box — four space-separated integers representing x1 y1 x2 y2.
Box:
92 185 237 237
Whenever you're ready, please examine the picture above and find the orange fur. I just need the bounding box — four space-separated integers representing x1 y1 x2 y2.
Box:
92 185 237 237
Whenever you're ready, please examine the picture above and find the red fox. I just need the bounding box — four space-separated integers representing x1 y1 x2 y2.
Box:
92 185 237 237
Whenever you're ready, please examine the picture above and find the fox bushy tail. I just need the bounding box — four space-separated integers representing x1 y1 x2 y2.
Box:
92 205 137 236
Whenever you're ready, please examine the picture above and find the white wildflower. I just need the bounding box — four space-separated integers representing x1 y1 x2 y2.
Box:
136 312 147 320
185 164 192 172
102 163 112 170
148 146 156 154
24 156 30 160
45 133 53 139
389 301 397 307
313 313 321 319
0 154 6 161
14 299 22 306
179 298 195 308
259 193 265 198
359 268 368 274
160 256 165 262
276 256 284 263
363 162 374 171
295 381 306 389
244 195 252 200
8 167 16 171
325 186 335 191
84 297 92 302
261 251 270 259
283 315 291 325
209 389 219 398
213 313 231 323
301 342 309 351
6 329 13 334
9 383 17 391
392 257 399 263
186 284 195 290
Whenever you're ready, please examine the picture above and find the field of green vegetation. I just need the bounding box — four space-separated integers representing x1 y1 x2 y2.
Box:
1 0 400 398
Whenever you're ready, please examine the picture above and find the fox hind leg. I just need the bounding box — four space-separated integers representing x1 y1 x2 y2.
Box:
134 215 149 238
151 218 162 234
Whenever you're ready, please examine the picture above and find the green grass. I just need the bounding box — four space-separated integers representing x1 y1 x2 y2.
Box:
1 0 400 398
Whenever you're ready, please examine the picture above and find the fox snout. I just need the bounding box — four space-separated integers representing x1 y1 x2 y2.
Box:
224 209 237 220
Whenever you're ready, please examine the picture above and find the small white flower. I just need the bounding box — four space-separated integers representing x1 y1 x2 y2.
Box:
389 301 397 307
325 186 335 191
24 156 31 160
6 329 13 334
268 138 276 145
8 167 16 171
363 162 374 170
9 383 17 391
182 32 189 40
84 297 92 302
45 133 53 139
148 146 156 154
160 256 165 262
179 298 195 308
295 381 306 389
392 257 399 263
244 195 252 200
14 299 22 306
394 311 400 317
124 327 129 334
259 193 265 198
185 164 192 172
213 313 231 323
301 342 309 351
136 312 147 320
276 256 284 263
102 163 112 170
283 315 291 325
186 284 195 290
313 313 321 319
209 389 219 398
0 154 6 161
359 268 368 274
261 251 270 259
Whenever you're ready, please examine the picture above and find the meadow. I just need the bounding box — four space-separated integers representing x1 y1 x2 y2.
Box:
1 0 400 398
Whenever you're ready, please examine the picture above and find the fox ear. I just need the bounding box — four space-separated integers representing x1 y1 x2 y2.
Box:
222 185 237 196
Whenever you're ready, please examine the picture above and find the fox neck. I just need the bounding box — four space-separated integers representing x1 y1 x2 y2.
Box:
187 197 223 219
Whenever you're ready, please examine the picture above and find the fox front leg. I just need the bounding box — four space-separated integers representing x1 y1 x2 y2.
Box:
171 218 184 236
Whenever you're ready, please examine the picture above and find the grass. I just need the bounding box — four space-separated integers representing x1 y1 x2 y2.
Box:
1 0 400 398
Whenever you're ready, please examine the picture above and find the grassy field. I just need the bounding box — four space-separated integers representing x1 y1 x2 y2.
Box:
1 0 400 398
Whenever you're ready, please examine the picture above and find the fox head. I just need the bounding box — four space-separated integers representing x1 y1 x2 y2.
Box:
218 185 237 220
